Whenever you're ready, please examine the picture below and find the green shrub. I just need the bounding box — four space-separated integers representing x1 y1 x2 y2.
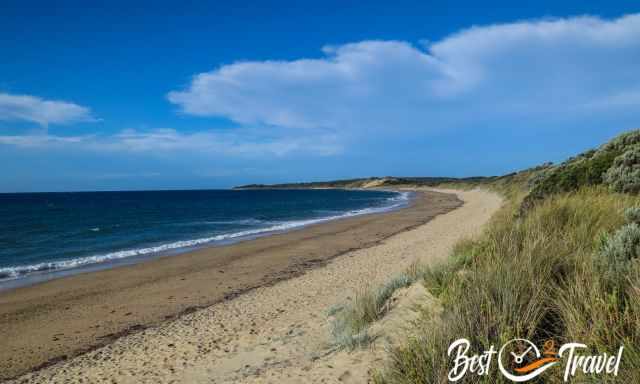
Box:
624 206 640 225
597 223 640 290
603 145 640 194
528 149 618 196
599 129 640 153
526 165 552 189
519 130 640 213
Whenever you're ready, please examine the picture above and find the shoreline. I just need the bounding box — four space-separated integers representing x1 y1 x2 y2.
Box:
0 189 411 292
0 189 461 380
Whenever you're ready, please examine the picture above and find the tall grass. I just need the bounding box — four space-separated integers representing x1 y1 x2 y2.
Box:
330 273 416 349
375 187 640 383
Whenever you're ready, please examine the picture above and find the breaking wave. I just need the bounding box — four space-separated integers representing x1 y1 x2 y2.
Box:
0 191 410 281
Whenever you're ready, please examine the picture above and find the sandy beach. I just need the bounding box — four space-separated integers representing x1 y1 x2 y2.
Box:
2 188 502 383
5 4 635 382
0 189 471 381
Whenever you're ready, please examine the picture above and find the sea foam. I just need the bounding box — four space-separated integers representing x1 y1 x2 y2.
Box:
0 191 410 281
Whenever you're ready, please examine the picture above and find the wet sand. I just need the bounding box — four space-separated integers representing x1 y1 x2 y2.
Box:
0 189 461 380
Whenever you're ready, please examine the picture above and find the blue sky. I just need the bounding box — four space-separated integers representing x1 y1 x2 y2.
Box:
1 1 639 192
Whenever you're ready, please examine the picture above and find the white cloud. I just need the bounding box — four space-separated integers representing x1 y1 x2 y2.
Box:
0 128 342 157
105 128 341 156
0 134 88 147
4 14 640 166
0 92 96 126
168 14 640 135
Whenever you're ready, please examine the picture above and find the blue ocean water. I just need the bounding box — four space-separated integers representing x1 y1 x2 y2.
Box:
0 189 408 283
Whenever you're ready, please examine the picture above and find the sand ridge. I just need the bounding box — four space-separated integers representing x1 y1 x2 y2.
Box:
7 188 502 383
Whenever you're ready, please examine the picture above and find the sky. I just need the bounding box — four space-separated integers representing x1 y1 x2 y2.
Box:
1 1 639 192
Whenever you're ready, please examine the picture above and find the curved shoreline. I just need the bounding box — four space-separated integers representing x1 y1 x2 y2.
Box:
0 190 411 291
0 189 461 380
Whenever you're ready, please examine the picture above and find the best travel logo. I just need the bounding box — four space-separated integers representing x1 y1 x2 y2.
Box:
447 338 624 382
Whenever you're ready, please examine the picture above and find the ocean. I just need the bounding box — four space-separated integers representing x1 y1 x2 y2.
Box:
0 189 409 287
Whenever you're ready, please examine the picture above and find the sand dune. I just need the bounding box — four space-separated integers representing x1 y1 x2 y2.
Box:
10 188 501 383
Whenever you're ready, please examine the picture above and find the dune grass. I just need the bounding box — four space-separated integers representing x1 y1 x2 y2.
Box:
329 273 417 350
374 187 640 383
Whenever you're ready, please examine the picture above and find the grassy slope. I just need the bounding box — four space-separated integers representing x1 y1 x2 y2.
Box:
376 187 640 383
234 176 494 189
337 130 640 383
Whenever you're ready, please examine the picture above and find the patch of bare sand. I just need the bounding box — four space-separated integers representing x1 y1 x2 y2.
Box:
11 188 502 384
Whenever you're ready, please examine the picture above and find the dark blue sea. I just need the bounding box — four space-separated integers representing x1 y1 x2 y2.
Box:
0 189 408 286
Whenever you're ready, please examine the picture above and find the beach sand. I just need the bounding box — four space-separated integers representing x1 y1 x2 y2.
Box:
0 189 472 381
4 188 502 383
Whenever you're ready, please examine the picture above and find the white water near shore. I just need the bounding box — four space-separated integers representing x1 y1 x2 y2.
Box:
11 188 501 384
0 191 410 283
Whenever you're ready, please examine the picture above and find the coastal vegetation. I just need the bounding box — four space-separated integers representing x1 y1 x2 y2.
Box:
331 129 640 383
234 176 494 190
329 272 417 349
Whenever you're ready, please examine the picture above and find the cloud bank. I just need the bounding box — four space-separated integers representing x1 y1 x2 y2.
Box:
0 92 95 126
168 14 640 136
2 14 640 166
0 128 341 157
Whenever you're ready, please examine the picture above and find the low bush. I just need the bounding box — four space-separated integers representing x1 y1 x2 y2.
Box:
520 130 640 212
624 206 640 224
596 222 640 292
600 129 640 153
603 145 640 194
